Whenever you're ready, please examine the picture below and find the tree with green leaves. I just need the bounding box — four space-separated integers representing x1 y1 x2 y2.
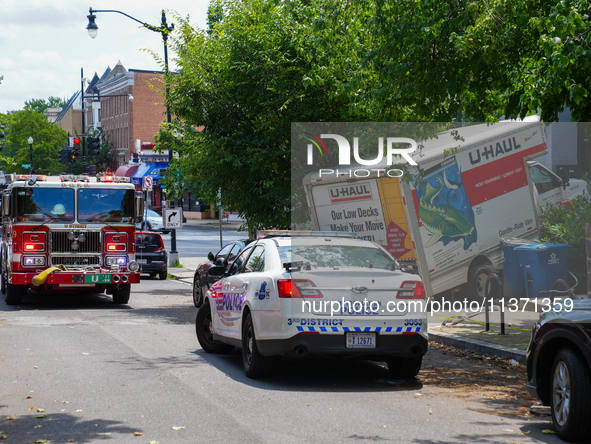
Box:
0 109 67 175
159 0 374 234
367 0 591 122
24 96 67 115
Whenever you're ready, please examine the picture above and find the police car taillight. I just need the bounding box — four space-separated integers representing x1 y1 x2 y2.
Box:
293 279 323 298
396 281 426 299
277 279 302 298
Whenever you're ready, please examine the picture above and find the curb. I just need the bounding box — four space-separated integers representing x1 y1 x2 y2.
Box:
428 328 527 364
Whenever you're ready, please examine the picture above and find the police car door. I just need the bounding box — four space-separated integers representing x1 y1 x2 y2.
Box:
223 245 268 338
213 247 251 337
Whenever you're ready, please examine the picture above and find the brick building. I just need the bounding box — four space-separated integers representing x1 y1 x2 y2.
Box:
85 61 169 168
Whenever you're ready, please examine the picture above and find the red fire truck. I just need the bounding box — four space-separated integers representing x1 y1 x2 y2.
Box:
1 174 145 305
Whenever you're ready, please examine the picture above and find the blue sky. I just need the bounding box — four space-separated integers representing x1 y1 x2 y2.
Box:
0 0 210 113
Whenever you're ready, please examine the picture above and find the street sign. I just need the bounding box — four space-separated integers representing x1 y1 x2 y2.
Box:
163 208 183 229
21 164 30 168
143 176 153 190
163 208 182 229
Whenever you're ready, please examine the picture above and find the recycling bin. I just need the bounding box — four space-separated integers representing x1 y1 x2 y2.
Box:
514 243 572 299
501 238 538 299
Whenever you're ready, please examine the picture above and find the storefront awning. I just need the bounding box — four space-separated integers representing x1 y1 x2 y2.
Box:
130 162 168 186
114 164 139 177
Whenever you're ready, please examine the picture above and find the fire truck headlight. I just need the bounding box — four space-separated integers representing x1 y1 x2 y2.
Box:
22 257 46 267
128 261 140 272
106 256 127 267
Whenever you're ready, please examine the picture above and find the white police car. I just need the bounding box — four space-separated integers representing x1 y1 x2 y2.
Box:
195 232 428 378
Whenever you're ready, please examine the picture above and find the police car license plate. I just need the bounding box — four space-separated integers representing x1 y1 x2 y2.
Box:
346 332 376 348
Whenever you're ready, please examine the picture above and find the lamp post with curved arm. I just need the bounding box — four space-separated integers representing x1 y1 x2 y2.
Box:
86 7 178 262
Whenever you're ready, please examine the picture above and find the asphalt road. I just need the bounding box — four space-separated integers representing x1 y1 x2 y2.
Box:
160 224 245 258
0 278 562 444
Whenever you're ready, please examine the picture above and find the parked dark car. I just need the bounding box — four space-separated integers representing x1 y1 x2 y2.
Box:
192 239 253 307
526 299 591 442
136 232 168 280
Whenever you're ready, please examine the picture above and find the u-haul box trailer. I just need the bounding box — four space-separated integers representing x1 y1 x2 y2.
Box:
302 120 588 300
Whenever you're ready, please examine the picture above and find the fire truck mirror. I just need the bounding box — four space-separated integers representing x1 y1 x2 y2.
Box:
134 193 145 222
1 191 9 217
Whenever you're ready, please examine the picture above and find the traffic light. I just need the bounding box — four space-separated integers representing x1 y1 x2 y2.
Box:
89 165 97 176
58 149 71 163
72 137 81 159
87 136 100 156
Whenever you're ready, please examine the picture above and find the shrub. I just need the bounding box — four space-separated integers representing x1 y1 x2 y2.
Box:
538 194 591 294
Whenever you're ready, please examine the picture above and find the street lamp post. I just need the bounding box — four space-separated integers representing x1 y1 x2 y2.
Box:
86 7 179 265
27 136 33 174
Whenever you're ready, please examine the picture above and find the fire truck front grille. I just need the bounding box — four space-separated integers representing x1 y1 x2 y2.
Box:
50 231 102 253
50 255 102 267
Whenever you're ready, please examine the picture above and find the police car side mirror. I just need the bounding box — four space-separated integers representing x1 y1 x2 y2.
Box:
208 265 226 277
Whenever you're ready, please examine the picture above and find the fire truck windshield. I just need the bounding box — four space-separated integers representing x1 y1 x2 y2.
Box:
15 187 75 222
77 188 135 223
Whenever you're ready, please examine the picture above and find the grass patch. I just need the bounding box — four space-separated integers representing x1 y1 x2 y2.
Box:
170 259 184 268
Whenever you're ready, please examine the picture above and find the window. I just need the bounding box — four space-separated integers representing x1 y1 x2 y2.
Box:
15 187 74 222
228 247 253 276
215 244 234 265
277 244 394 269
228 244 242 262
529 165 561 195
244 246 265 273
78 188 134 223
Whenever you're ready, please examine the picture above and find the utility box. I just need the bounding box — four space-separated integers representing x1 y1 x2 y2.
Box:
501 238 538 299
514 243 572 299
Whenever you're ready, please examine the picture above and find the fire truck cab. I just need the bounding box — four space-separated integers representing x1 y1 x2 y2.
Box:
1 174 145 305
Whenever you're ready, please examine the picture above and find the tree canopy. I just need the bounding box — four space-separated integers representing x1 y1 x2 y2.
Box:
157 0 591 231
0 109 68 175
24 96 67 115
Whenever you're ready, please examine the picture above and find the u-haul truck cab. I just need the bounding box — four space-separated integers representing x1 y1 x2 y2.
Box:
1 174 145 305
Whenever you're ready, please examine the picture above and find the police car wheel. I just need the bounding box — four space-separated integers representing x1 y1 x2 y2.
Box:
386 356 422 378
242 313 273 378
195 300 234 354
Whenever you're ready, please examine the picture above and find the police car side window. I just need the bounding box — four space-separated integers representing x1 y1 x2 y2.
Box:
244 246 265 273
228 247 252 276
228 243 241 261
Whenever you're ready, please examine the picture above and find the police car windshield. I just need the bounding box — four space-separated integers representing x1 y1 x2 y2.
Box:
77 188 134 223
278 245 393 269
15 187 75 222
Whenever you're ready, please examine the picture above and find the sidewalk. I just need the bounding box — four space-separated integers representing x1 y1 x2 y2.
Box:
168 256 552 363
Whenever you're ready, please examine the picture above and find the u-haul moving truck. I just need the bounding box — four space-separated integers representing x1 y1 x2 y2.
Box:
302 120 588 300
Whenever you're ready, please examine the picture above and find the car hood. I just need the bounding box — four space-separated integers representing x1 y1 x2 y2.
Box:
539 298 591 325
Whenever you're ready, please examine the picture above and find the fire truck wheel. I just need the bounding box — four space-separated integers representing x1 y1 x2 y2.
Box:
0 270 6 295
5 283 24 305
112 284 131 304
